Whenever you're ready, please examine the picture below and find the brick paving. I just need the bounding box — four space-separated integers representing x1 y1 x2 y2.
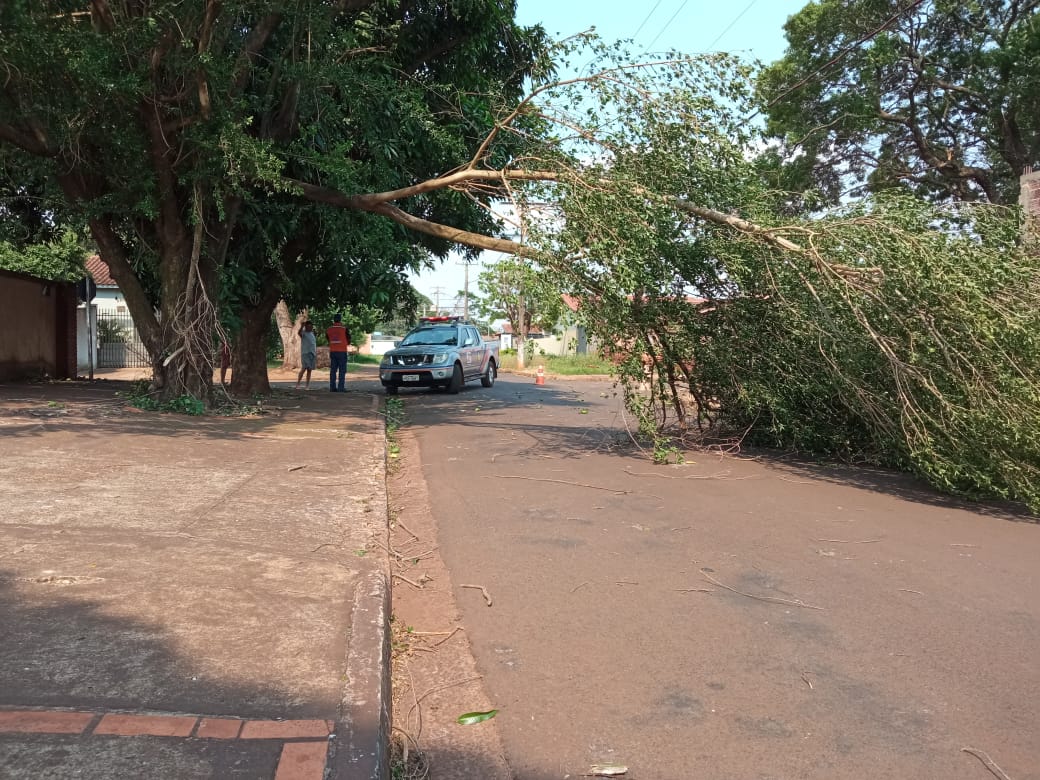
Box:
0 709 332 779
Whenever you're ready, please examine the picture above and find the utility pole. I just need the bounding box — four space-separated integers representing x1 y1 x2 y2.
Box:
516 209 528 370
429 286 446 315
463 260 470 320
456 258 478 320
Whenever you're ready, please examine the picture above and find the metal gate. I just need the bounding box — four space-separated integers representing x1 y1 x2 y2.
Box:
95 311 150 368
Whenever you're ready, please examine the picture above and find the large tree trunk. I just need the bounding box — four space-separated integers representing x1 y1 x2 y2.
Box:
149 257 222 402
231 290 281 396
85 210 221 404
275 300 307 370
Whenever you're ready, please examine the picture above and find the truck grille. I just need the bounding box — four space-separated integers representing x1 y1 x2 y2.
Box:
392 354 431 366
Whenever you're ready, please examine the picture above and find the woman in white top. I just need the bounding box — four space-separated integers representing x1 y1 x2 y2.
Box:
296 321 318 390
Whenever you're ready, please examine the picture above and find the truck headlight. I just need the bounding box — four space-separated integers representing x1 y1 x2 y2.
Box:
432 352 449 363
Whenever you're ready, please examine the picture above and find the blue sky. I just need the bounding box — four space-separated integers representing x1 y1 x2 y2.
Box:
409 0 809 308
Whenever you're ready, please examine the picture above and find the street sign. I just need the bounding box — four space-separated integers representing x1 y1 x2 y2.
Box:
76 277 97 303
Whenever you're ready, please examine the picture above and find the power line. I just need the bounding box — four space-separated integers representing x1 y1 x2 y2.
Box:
706 0 760 51
744 0 927 126
645 0 690 51
632 0 665 41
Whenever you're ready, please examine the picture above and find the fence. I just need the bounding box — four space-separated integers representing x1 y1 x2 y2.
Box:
95 311 150 369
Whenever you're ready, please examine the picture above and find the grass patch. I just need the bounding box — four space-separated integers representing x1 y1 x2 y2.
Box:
119 379 268 417
122 380 206 415
498 351 614 375
384 395 405 463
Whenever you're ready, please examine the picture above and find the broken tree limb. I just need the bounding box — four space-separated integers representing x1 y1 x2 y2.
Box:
701 571 824 610
460 583 493 606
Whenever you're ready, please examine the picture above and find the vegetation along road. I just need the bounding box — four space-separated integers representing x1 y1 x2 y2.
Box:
388 372 1040 780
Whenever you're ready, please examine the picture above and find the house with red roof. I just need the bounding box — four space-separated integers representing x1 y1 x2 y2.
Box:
84 255 127 313
79 256 149 370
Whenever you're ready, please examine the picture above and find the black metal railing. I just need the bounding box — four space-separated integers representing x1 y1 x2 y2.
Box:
95 311 150 368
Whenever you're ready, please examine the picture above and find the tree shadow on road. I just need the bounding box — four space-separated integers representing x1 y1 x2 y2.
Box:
0 378 379 443
752 450 1038 524
387 379 642 462
0 569 549 779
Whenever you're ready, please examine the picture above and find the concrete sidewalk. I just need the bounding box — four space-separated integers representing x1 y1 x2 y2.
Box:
0 369 391 779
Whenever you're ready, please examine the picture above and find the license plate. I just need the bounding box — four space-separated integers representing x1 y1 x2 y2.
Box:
402 374 420 382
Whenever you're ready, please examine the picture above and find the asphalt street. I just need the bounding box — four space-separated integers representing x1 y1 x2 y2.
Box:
393 372 1040 780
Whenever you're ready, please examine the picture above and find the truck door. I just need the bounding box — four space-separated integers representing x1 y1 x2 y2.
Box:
462 326 480 377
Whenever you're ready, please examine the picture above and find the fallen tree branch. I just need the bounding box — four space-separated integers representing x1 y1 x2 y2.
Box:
813 537 882 544
395 521 420 540
494 474 629 494
393 573 431 590
460 583 493 606
700 571 824 610
961 747 1013 780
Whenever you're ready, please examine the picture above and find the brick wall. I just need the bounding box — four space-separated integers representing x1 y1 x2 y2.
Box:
0 270 77 381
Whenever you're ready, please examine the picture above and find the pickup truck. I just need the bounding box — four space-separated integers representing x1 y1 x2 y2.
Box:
379 317 499 395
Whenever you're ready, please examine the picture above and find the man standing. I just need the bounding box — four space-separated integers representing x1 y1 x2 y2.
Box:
326 313 350 392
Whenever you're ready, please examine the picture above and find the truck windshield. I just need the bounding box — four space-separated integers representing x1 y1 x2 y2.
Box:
399 327 457 347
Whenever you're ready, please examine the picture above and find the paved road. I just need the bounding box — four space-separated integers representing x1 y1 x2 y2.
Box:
396 372 1040 779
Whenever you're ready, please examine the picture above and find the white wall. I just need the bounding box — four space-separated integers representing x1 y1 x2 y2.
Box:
520 326 590 358
76 304 98 372
368 337 398 356
91 288 127 312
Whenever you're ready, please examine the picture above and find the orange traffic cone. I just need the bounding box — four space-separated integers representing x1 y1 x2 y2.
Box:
535 365 546 385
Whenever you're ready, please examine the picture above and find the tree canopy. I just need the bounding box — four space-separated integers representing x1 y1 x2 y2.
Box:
759 0 1040 205
0 0 545 396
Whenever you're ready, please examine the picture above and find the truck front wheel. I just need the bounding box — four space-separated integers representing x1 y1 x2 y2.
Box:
448 363 464 394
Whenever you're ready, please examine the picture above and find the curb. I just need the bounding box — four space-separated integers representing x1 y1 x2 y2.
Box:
333 391 393 779
335 567 392 780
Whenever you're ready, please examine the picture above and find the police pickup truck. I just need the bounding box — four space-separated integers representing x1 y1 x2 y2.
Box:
379 317 499 395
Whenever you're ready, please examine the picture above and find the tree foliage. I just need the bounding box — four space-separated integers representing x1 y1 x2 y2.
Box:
0 230 87 282
0 0 545 399
760 0 1040 205
474 254 563 341
405 35 1039 511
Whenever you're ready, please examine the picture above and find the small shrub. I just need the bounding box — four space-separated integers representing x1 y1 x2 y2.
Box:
122 380 205 415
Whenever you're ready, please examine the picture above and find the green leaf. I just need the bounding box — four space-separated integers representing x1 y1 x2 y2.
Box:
456 709 498 725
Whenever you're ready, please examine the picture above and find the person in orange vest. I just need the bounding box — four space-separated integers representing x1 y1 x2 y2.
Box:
326 313 351 392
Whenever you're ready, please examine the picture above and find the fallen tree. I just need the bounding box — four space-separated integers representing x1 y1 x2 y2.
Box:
287 36 1040 511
